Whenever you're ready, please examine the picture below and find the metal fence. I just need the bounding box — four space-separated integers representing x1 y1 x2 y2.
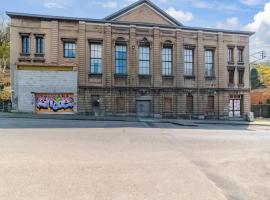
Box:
251 105 270 118
0 102 11 112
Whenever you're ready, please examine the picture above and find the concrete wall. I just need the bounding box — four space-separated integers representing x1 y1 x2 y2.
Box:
17 70 77 112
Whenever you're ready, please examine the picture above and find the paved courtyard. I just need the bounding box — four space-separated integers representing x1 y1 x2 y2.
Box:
0 118 269 200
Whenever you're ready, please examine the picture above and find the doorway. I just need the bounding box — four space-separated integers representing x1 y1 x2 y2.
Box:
136 100 150 117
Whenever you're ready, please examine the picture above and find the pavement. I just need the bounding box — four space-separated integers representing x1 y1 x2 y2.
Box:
0 112 270 126
0 118 269 200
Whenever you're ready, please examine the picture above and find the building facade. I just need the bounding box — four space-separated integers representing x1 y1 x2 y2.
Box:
7 0 253 118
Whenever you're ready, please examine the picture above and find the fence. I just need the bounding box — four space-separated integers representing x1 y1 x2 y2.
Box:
251 104 270 118
0 102 11 112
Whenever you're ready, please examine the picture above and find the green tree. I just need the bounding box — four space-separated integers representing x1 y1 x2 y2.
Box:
256 64 270 88
251 68 262 89
0 14 10 74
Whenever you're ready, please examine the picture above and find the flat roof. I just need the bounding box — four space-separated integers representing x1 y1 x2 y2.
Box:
6 11 255 36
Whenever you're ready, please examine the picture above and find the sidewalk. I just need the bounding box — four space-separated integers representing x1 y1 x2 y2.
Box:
0 112 270 126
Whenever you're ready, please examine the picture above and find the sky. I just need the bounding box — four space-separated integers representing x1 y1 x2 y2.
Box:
1 0 270 61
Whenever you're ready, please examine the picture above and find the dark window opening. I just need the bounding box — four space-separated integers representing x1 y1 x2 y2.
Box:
228 69 235 84
228 47 234 64
36 36 44 55
22 35 30 54
238 70 244 85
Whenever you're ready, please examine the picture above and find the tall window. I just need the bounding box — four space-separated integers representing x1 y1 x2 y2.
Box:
90 43 102 74
139 45 150 75
228 68 235 84
238 70 244 85
35 36 44 55
228 47 234 63
64 42 76 58
184 48 194 76
205 49 214 77
115 44 127 74
208 96 214 111
186 95 193 113
238 48 244 63
21 35 30 54
162 46 172 76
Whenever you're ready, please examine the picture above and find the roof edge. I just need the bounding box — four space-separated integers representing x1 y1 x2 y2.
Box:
6 11 254 36
103 0 183 26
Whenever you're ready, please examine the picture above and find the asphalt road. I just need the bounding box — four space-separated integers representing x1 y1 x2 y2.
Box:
0 118 269 200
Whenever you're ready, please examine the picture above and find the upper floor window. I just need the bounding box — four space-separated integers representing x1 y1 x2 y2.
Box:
205 49 214 77
228 68 235 85
238 69 244 85
139 44 150 75
90 42 102 74
184 48 194 76
115 44 127 74
21 35 30 55
162 45 172 76
35 36 44 55
228 47 234 64
64 41 76 58
238 47 244 63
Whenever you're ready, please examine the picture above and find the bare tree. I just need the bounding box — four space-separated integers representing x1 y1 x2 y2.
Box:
0 13 10 74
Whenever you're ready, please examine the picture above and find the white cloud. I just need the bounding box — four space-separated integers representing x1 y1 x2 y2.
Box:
216 17 239 29
101 1 118 9
165 8 193 22
42 0 71 8
245 2 270 53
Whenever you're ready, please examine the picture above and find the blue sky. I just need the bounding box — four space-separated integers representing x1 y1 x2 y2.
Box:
1 0 270 57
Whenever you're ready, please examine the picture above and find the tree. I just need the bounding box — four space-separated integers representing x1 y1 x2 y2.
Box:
251 68 262 89
256 64 270 88
0 13 10 74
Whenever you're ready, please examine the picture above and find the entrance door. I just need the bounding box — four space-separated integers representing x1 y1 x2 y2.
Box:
229 98 241 117
136 100 150 117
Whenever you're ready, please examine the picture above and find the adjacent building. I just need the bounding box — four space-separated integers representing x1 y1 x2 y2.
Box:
7 0 254 118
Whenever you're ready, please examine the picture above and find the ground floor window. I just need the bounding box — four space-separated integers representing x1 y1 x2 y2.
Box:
116 97 125 113
229 95 243 117
164 97 172 112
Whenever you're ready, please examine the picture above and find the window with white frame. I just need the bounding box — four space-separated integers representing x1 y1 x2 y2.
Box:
115 44 127 74
162 46 172 76
139 45 150 75
90 42 102 74
64 41 76 58
184 48 194 76
205 49 214 77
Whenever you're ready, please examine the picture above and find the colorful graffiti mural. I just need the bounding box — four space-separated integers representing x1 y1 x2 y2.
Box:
35 93 75 113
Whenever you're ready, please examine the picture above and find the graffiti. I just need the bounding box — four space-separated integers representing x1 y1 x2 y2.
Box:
36 93 75 113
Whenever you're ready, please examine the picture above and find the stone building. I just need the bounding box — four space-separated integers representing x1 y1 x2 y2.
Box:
7 0 254 118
